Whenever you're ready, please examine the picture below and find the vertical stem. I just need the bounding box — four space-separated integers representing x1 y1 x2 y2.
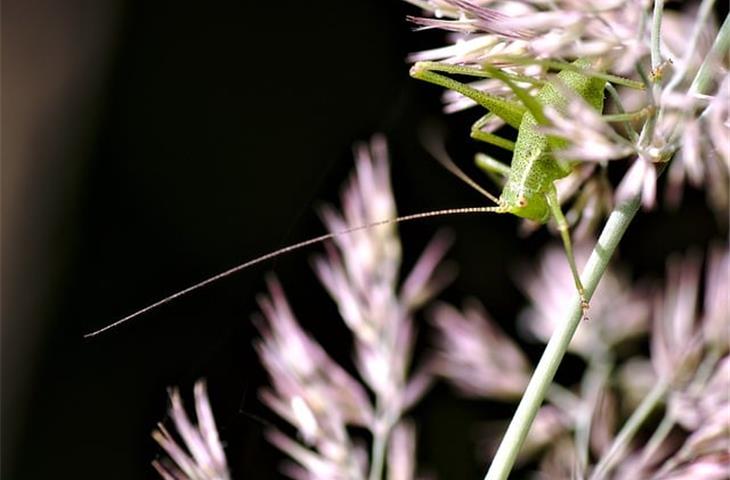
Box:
369 419 388 480
575 352 614 472
689 13 730 95
663 0 717 94
484 194 641 480
650 0 665 70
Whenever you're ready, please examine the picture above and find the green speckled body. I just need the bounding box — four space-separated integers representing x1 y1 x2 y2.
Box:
501 59 606 222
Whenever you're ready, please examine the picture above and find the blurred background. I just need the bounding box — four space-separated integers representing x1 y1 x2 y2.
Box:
2 1 726 478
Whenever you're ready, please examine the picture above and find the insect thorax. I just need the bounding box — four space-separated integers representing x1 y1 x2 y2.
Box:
499 116 562 223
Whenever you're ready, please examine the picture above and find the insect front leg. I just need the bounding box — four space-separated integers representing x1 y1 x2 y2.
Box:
471 113 516 151
475 152 510 187
545 184 590 317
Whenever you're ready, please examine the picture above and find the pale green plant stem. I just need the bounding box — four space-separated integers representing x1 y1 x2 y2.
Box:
665 13 730 147
575 351 614 473
662 0 717 95
605 84 640 143
368 406 389 480
636 1 666 151
689 13 730 95
368 323 400 480
484 194 641 480
650 0 665 70
589 380 670 480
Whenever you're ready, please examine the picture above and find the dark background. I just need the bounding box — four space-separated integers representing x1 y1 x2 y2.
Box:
3 1 725 479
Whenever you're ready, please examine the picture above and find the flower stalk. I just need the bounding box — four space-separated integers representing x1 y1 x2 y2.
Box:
485 193 641 480
689 13 730 95
368 402 390 480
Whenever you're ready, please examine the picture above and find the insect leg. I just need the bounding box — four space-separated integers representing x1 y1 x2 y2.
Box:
489 56 646 90
411 61 545 87
410 63 526 129
480 64 549 125
545 184 590 317
475 153 510 177
474 152 510 187
471 113 516 151
601 106 655 123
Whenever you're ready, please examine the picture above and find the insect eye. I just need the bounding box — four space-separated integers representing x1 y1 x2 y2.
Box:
518 197 528 208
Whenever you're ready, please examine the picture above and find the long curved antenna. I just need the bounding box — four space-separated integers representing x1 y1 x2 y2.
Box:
84 206 504 338
421 132 502 205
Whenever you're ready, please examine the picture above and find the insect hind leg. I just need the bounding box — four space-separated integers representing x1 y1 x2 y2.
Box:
410 62 526 129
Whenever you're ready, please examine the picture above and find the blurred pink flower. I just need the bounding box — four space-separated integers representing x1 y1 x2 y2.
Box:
643 248 730 479
429 300 531 400
654 456 730 480
152 381 230 480
406 0 648 73
660 9 730 216
265 428 368 480
701 246 729 353
650 251 705 384
254 277 374 438
255 136 452 478
518 243 649 358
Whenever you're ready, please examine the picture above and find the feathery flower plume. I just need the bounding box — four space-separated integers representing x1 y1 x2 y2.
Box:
406 0 647 70
152 381 231 480
540 98 636 163
659 9 730 215
595 247 729 478
254 136 452 479
647 248 730 474
429 300 531 400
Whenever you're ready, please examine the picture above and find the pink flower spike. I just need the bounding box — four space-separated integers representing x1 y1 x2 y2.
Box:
152 381 231 480
616 156 658 210
430 300 531 400
400 229 455 310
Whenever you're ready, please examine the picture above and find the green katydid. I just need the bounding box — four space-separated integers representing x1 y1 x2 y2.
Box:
409 57 646 315
84 58 644 337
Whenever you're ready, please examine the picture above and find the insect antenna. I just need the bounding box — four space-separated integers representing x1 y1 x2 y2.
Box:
421 132 502 205
84 206 503 338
